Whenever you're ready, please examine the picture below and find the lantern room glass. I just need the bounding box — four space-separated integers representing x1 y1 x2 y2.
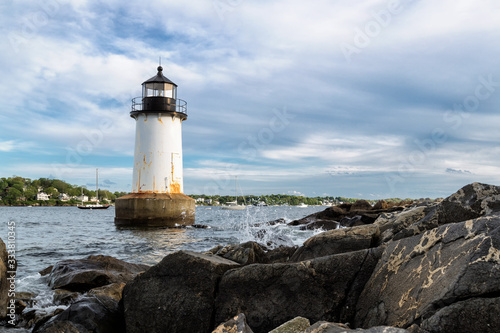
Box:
143 82 177 99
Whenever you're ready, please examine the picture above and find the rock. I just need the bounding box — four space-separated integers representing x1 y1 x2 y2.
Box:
374 205 431 244
15 291 36 308
22 308 65 332
289 203 404 229
39 265 53 276
122 250 240 333
305 321 409 332
53 289 80 305
393 182 500 240
88 282 126 302
299 220 340 230
215 248 383 333
213 313 254 333
350 200 373 212
263 246 298 263
269 316 310 333
214 241 268 265
48 255 150 292
372 200 389 210
34 295 123 333
290 225 380 262
289 206 346 226
34 320 87 333
340 216 364 227
355 216 500 329
420 297 500 332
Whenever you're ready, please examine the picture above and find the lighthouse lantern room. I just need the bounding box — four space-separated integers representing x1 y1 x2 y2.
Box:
115 65 195 227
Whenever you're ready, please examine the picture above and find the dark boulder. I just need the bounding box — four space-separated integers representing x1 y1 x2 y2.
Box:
393 182 500 240
289 206 346 226
420 297 500 333
290 225 380 262
263 246 298 263
34 295 123 333
355 216 500 329
372 200 389 210
350 200 372 212
48 255 150 292
215 248 383 333
213 241 268 265
299 220 340 230
122 250 240 333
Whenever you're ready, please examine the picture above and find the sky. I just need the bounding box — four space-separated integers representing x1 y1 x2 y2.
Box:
1 0 500 199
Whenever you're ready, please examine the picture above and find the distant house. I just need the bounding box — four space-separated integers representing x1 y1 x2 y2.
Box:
76 195 89 202
36 192 50 201
58 193 71 201
195 198 205 203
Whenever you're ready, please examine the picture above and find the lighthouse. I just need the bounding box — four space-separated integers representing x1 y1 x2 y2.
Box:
115 65 195 227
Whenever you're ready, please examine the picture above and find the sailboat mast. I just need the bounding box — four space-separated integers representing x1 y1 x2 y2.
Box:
96 168 98 204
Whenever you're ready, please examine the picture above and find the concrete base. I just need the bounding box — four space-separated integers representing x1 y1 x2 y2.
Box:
114 193 195 227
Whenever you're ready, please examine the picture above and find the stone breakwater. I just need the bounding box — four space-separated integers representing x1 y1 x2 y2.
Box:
2 182 500 332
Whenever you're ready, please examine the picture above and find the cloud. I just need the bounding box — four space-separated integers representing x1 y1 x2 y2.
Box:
446 168 472 175
1 0 500 198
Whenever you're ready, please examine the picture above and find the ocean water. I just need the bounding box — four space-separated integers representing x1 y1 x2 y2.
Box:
0 205 325 315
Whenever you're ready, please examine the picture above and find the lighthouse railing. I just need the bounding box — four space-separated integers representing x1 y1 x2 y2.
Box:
131 97 187 115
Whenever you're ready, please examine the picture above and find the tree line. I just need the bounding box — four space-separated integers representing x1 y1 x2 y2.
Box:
0 176 128 206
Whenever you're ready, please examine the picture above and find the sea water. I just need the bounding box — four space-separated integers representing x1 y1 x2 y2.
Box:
0 205 325 314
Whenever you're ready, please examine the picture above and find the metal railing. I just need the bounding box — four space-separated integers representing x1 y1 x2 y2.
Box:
131 97 187 115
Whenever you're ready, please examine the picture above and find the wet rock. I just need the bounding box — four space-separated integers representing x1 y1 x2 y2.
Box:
88 282 125 302
290 225 380 262
269 316 310 333
122 250 240 333
53 289 80 305
420 297 500 333
289 206 346 226
263 246 298 263
48 255 150 292
39 265 53 276
299 220 340 230
289 203 404 229
214 241 268 265
34 295 123 333
394 182 500 240
22 308 65 332
213 313 254 333
215 248 383 333
355 216 500 329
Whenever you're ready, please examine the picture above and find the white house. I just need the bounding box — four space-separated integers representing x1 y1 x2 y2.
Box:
76 195 89 202
36 192 50 201
58 193 71 201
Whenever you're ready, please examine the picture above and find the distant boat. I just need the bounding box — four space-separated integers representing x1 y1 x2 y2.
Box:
222 176 246 210
298 203 308 208
78 169 110 210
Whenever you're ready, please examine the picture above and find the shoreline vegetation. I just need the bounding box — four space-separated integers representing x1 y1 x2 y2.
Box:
0 176 437 207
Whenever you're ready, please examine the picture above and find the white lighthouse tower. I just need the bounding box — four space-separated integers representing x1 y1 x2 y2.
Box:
115 65 195 227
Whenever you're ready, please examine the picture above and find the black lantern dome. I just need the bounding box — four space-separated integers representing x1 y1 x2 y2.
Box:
131 66 187 120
